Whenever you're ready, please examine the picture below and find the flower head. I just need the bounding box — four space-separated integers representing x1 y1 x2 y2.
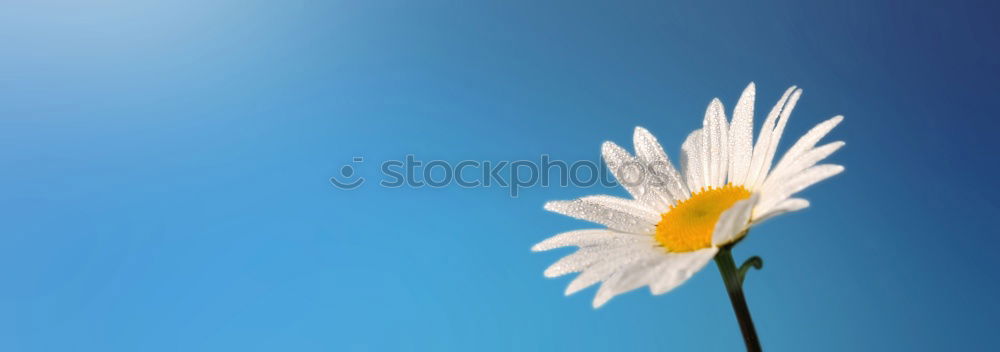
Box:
534 83 844 307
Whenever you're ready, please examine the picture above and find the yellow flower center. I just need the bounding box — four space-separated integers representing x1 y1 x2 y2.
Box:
655 184 751 252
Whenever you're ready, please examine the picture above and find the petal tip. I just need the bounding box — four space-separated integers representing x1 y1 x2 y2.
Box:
543 200 566 213
633 126 651 138
601 141 624 156
592 296 609 309
600 140 615 150
564 284 580 296
543 266 565 278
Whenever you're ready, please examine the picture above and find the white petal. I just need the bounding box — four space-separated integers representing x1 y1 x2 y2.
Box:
681 129 707 192
711 195 759 246
728 83 756 185
703 98 729 187
580 195 660 221
744 86 796 189
633 126 689 205
532 229 647 252
759 164 844 210
761 141 844 192
752 198 809 224
544 196 659 235
698 122 711 188
649 248 718 295
565 260 623 296
751 88 803 190
602 141 665 210
544 249 603 278
544 244 649 278
769 115 844 178
592 257 663 308
564 244 661 295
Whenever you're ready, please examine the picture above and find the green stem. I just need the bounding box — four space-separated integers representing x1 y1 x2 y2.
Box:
715 246 762 352
737 256 764 285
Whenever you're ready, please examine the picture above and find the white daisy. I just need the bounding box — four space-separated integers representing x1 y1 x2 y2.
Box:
534 83 844 308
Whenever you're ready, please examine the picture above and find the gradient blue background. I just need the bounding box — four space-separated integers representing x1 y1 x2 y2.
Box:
2 1 998 351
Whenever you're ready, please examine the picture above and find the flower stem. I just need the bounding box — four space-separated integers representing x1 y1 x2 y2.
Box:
714 246 762 352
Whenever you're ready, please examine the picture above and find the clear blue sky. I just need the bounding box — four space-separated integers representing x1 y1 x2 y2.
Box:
2 1 998 351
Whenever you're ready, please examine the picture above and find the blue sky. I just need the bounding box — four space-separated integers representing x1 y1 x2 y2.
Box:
2 1 998 351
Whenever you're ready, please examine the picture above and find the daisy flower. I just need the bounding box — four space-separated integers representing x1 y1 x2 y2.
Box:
534 83 844 310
